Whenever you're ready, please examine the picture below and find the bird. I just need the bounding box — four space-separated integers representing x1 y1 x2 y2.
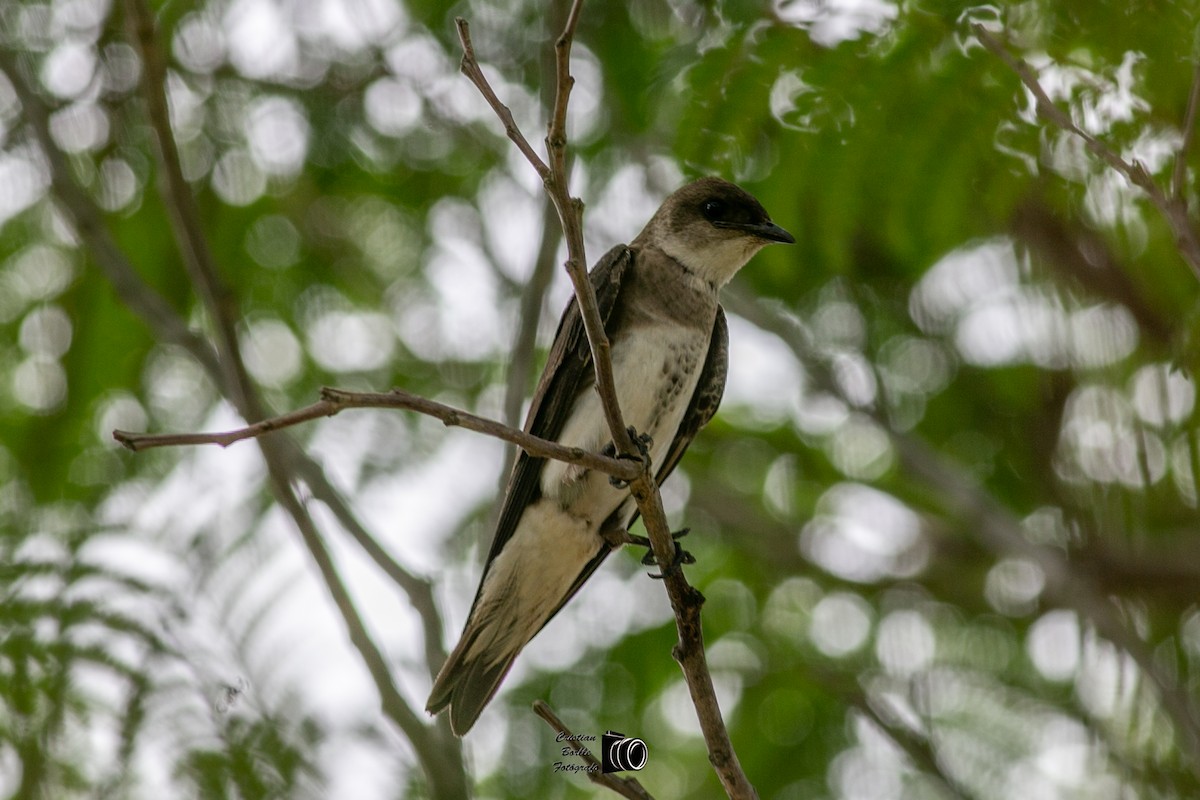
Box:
426 177 794 735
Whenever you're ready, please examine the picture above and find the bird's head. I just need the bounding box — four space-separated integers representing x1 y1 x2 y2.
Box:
635 176 794 287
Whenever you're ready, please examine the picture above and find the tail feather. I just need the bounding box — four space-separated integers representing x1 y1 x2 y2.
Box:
427 542 613 734
427 637 518 735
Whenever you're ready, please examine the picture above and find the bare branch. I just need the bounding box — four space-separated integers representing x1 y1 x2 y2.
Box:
532 701 655 800
500 200 561 460
455 13 637 459
125 0 265 417
114 386 642 481
972 23 1200 283
454 19 551 183
547 0 586 168
284 452 450 679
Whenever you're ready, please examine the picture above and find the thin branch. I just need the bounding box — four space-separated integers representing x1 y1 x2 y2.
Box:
266 471 432 733
532 701 655 800
1174 63 1200 202
972 23 1200 283
454 19 551 183
546 0 586 169
455 13 637 459
457 10 758 798
285 451 450 679
844 691 967 800
114 386 642 480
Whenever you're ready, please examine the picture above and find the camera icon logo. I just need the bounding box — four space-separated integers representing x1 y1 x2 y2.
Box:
601 730 648 773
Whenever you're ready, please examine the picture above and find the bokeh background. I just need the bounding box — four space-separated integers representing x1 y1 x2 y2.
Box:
2 0 1200 797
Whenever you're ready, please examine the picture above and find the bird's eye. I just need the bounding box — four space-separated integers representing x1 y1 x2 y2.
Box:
701 199 726 221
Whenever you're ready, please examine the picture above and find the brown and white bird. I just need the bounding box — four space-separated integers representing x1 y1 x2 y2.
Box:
427 177 793 734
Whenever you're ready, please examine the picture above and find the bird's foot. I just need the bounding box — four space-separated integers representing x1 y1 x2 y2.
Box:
639 528 694 579
604 426 653 488
601 527 694 579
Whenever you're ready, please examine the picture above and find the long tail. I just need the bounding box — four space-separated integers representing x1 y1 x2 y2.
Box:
427 544 612 735
426 626 520 736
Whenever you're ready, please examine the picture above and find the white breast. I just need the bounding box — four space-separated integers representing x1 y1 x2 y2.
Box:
541 322 708 513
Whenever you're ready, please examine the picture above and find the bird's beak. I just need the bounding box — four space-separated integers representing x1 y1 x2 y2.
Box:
748 221 795 244
717 220 796 244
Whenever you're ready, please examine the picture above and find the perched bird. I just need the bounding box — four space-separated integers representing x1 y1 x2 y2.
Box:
427 177 793 734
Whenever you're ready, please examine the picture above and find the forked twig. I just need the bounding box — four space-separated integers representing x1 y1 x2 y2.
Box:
455 13 636 459
113 387 640 482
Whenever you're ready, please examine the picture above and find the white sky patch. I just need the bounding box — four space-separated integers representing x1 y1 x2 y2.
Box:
224 0 300 80
0 146 51 229
306 309 396 372
724 313 805 423
587 164 662 249
245 95 310 178
1027 610 1080 682
40 39 96 99
809 591 872 656
478 173 542 282
912 239 1137 369
291 0 406 52
1129 363 1195 427
354 430 504 575
775 0 899 47
801 482 925 582
364 76 423 137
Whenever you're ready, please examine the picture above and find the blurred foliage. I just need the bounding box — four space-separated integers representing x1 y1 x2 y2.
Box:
2 0 1200 798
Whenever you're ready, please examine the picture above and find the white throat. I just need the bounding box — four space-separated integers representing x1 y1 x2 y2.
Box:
658 234 762 288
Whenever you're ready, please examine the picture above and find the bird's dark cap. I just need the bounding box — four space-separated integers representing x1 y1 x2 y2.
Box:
674 177 794 244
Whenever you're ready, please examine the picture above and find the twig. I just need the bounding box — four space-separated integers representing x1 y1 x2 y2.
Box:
114 386 641 481
453 19 551 182
455 13 637 459
972 23 1200 283
843 690 968 800
532 701 655 800
1174 63 1200 202
456 10 758 798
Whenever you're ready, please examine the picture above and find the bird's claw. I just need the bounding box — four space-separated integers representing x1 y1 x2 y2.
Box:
605 426 653 488
602 527 694 578
641 528 694 579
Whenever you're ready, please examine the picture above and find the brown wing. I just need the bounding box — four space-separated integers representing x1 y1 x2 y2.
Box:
472 245 635 598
